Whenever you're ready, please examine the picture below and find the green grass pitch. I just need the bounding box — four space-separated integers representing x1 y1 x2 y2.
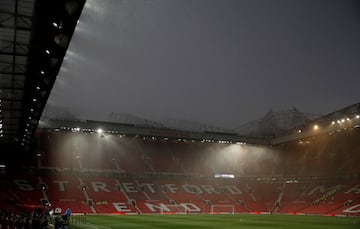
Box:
69 214 360 229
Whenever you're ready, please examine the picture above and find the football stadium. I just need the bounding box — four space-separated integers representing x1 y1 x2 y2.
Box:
0 0 359 229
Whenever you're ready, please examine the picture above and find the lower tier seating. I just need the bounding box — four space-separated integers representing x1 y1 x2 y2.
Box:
2 173 359 216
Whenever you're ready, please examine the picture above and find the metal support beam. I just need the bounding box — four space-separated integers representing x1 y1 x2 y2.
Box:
0 51 28 56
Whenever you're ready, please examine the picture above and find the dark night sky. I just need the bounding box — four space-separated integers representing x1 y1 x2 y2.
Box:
44 0 360 129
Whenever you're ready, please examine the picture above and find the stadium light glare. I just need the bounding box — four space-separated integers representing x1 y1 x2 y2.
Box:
215 174 235 179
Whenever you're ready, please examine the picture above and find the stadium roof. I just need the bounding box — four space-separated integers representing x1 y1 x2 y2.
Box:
0 0 85 149
39 102 360 146
0 0 34 144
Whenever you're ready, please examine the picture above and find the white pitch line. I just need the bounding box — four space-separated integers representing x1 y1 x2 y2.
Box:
80 223 112 229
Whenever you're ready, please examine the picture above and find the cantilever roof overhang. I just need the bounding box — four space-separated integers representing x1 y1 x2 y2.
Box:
38 103 360 147
0 0 85 150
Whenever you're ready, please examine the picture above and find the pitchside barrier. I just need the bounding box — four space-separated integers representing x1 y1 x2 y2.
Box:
160 204 188 214
210 205 235 214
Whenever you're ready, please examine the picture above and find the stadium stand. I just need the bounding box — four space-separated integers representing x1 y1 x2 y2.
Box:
1 125 359 217
2 173 360 216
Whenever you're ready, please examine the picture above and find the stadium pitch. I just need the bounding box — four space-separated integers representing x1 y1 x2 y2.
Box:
70 214 360 229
